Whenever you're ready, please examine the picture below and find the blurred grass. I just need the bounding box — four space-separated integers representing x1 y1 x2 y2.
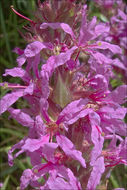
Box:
0 0 127 189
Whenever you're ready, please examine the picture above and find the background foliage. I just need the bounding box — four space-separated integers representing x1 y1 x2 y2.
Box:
0 0 126 189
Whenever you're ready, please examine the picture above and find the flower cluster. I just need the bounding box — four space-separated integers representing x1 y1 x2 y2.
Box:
93 0 127 82
0 0 127 189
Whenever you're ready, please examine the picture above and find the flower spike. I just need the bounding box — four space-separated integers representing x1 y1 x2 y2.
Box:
0 1 126 189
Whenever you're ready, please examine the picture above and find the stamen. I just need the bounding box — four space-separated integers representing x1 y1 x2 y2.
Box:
2 82 8 89
88 44 98 48
8 85 28 89
105 160 121 168
95 125 103 135
53 46 61 55
10 6 36 25
38 162 51 172
1 83 28 89
46 122 58 135
75 50 80 61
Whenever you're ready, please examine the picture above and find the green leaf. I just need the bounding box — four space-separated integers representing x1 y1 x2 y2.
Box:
1 175 10 190
0 128 24 138
100 14 108 22
0 166 17 177
0 146 11 153
15 159 26 171
52 72 71 108
110 174 119 188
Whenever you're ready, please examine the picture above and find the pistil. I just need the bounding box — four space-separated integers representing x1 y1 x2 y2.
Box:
11 6 36 25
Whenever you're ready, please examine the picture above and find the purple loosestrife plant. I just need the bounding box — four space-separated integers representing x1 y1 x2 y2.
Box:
0 0 127 189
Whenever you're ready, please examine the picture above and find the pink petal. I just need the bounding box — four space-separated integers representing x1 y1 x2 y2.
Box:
3 67 30 82
16 54 26 67
8 138 26 166
8 108 34 128
0 90 24 115
24 41 53 57
35 115 46 136
89 112 104 165
42 143 58 163
68 169 82 190
89 74 108 91
41 46 77 80
108 85 127 104
94 23 110 37
48 177 72 190
91 52 113 64
56 98 89 125
40 22 75 39
23 82 34 96
95 41 122 54
20 169 33 190
22 135 49 152
112 58 127 70
87 157 105 190
78 5 93 45
56 135 86 168
13 47 24 55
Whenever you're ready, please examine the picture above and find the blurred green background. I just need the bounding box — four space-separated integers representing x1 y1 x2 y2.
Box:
0 0 127 189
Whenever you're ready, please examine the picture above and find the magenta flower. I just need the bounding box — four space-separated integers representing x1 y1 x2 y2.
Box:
40 5 122 64
102 135 127 167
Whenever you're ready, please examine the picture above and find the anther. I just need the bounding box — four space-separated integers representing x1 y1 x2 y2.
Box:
98 42 102 46
3 82 8 89
34 169 38 173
